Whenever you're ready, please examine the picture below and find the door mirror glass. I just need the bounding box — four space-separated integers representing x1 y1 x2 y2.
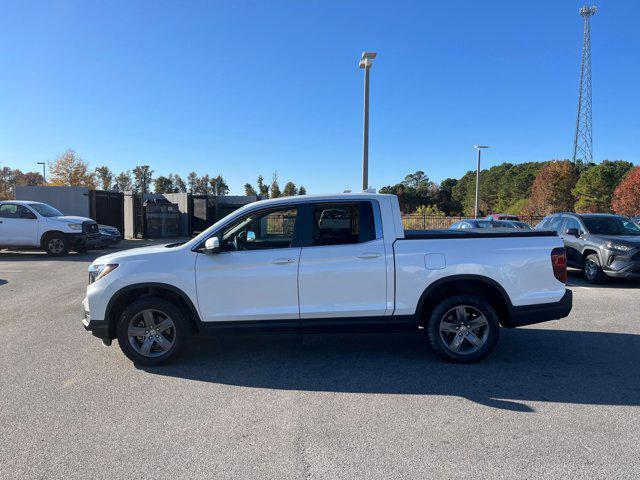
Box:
565 228 580 237
204 236 220 254
246 230 255 243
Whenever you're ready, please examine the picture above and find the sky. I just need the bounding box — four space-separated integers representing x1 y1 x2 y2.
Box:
1 0 639 194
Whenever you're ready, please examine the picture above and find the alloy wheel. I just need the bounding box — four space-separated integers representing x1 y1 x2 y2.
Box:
48 238 65 254
127 309 176 358
585 259 597 280
438 305 490 355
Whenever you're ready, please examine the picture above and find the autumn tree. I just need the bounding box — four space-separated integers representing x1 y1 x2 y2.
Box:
132 165 154 194
244 183 257 196
298 185 307 195
113 171 133 192
523 160 578 215
611 167 640 216
94 166 114 190
48 149 95 187
573 160 634 212
187 172 199 193
270 172 281 198
0 167 42 198
282 181 298 196
171 174 187 193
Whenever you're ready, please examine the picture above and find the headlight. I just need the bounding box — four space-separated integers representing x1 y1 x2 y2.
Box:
606 242 633 252
68 223 83 231
88 263 118 283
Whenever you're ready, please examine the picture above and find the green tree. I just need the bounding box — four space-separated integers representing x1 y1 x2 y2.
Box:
573 160 634 212
270 172 281 198
257 175 269 196
298 185 307 195
132 165 154 194
154 175 174 194
282 181 298 196
171 174 187 193
244 183 257 196
434 178 461 215
113 171 133 192
209 175 229 195
187 172 199 193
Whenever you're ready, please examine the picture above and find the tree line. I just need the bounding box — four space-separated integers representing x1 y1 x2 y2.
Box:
0 149 306 200
380 159 640 217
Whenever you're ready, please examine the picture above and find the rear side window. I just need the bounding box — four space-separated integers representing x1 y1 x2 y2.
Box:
309 202 376 246
0 204 30 218
547 215 563 233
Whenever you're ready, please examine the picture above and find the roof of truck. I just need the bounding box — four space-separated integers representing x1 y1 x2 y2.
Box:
249 192 392 207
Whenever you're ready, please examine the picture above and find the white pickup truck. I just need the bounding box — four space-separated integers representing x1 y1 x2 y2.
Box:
83 193 572 365
0 200 101 256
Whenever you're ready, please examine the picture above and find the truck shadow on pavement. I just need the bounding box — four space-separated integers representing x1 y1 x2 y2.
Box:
142 328 640 412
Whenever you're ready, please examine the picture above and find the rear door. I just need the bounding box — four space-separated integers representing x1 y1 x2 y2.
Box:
297 201 387 320
0 204 39 246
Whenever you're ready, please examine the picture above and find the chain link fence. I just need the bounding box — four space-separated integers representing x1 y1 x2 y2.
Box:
401 215 545 230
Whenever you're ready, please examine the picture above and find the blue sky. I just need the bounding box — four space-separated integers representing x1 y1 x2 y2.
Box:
1 0 638 194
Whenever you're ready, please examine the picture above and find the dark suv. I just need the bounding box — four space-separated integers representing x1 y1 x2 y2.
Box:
536 213 640 283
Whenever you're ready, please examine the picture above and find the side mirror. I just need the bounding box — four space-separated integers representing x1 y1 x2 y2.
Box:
203 236 220 254
246 230 255 243
565 228 580 237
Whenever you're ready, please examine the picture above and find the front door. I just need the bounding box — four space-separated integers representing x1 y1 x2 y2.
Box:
561 216 585 267
298 201 388 320
195 206 301 322
0 204 39 246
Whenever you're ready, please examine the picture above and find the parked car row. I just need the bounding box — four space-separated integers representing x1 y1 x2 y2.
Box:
0 200 120 256
449 219 532 230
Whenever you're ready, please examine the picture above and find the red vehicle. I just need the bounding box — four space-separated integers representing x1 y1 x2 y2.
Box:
486 213 520 221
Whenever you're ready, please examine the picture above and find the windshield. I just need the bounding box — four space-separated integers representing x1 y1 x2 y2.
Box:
583 217 640 236
28 203 63 217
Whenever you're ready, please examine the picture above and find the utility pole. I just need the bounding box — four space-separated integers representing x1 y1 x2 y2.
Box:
572 4 597 164
37 162 46 183
359 51 376 191
473 146 490 218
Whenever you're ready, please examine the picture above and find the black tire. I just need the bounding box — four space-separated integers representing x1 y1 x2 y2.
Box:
583 253 606 284
43 232 69 256
426 294 500 363
117 297 191 366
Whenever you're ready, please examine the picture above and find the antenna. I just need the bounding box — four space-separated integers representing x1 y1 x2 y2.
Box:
572 4 597 164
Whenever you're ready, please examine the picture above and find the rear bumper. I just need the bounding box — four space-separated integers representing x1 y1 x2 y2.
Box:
506 289 572 328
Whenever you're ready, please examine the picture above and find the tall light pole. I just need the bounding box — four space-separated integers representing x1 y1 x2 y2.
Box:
359 51 376 191
37 162 46 183
473 146 490 218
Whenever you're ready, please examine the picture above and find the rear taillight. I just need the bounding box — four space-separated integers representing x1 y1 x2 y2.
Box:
551 247 567 283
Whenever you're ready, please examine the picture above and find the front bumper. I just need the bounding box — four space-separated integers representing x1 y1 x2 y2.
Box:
68 232 102 248
82 296 112 345
506 289 573 328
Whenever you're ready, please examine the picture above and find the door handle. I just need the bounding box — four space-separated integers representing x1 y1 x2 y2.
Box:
272 258 293 265
357 252 380 259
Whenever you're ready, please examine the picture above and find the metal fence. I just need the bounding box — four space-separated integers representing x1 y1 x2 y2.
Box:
401 215 545 230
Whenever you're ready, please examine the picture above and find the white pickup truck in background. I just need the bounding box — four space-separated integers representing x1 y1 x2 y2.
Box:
82 193 572 365
0 200 101 256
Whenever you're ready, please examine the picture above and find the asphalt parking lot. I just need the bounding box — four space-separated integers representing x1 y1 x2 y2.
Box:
1 243 639 479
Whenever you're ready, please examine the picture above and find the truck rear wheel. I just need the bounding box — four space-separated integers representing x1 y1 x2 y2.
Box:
43 233 69 256
116 297 191 366
426 294 500 363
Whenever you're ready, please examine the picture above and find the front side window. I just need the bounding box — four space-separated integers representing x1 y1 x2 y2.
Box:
27 203 62 217
310 202 376 246
220 207 298 251
563 217 583 234
583 217 640 236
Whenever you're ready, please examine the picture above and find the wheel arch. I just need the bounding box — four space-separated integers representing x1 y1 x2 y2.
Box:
40 230 67 247
582 247 600 264
416 275 514 328
105 283 202 339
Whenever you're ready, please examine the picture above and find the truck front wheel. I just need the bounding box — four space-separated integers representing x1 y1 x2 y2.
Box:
426 294 500 363
116 297 191 366
43 233 69 256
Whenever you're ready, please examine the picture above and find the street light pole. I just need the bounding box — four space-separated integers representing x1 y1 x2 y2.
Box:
37 162 46 183
359 52 376 191
473 146 490 218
